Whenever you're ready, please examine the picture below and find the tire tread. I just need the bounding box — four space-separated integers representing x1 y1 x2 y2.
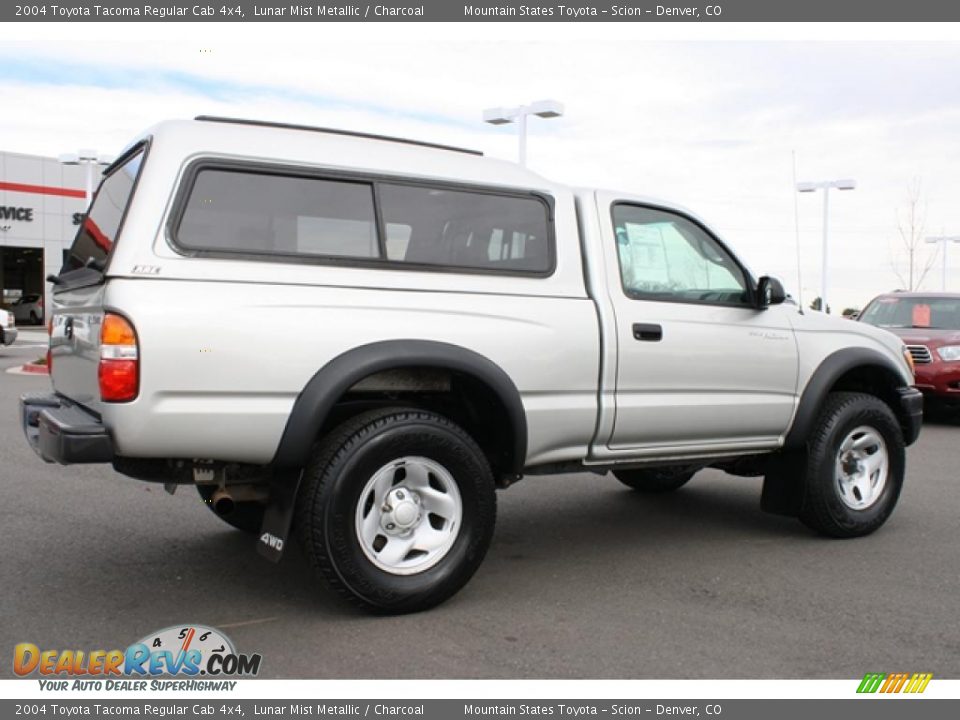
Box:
294 407 495 613
799 391 904 538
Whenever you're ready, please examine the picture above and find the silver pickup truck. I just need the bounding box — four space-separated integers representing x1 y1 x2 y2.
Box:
22 116 922 613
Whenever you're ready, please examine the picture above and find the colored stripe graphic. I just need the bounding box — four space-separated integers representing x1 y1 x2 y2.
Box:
857 673 886 693
0 180 86 199
907 673 934 693
857 672 932 694
881 673 896 693
891 673 910 693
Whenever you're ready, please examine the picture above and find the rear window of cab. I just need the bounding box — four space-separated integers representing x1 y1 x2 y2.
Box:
171 164 555 276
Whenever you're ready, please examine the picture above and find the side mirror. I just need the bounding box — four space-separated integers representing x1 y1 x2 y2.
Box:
756 276 786 309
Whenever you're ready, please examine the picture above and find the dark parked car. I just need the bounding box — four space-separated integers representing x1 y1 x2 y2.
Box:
859 292 960 411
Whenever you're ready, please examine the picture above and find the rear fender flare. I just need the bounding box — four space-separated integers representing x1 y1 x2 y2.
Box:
272 340 527 473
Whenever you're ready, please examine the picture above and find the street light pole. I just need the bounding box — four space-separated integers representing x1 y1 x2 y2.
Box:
482 100 564 167
821 186 830 315
517 111 528 167
925 235 960 291
58 149 113 208
797 178 857 313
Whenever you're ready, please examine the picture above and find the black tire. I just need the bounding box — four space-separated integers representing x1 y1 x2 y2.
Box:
295 407 496 614
29 312 39 325
799 392 905 538
614 467 695 493
196 484 265 534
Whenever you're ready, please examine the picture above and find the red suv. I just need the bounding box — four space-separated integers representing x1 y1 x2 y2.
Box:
859 292 960 411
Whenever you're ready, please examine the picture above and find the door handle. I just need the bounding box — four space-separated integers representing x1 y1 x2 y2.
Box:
632 323 662 342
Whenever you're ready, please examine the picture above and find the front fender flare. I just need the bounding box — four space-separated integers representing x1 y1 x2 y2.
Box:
784 347 910 449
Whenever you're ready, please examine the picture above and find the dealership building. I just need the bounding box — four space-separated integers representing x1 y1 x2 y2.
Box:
0 149 102 324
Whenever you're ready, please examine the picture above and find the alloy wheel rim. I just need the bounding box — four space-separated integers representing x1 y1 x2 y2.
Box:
835 425 888 511
354 456 463 575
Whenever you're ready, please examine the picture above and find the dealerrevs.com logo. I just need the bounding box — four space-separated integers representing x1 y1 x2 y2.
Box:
14 625 261 691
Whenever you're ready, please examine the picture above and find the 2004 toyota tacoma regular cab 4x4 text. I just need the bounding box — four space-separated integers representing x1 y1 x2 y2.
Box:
22 117 923 613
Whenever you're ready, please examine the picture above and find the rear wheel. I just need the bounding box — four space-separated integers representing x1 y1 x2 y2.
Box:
613 467 695 493
196 484 265 534
799 392 904 538
29 311 39 325
295 407 496 614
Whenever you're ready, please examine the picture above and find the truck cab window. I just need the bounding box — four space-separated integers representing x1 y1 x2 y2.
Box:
612 204 748 305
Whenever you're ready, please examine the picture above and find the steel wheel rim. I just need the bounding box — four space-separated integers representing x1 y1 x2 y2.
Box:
354 456 463 575
835 425 889 511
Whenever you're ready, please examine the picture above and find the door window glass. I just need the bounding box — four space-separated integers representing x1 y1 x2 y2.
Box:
612 205 748 305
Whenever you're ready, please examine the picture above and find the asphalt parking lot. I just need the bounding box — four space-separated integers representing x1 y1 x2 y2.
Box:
1 340 958 680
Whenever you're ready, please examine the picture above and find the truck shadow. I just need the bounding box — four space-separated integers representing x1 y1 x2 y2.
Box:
922 410 960 427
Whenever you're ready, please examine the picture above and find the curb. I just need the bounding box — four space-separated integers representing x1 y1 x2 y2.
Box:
15 363 49 375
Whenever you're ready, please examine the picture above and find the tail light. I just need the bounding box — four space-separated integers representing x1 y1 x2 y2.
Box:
99 313 139 402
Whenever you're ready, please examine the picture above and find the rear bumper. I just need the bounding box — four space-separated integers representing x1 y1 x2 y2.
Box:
898 386 924 446
1 326 18 345
20 392 114 464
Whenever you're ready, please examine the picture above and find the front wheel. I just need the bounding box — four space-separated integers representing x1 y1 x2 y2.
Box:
799 392 905 538
295 408 496 614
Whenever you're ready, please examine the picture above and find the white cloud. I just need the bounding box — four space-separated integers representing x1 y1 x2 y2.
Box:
3 26 960 309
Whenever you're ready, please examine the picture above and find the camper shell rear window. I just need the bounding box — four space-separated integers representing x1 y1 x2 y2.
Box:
61 145 147 276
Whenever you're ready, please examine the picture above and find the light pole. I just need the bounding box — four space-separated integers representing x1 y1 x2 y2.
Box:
796 178 857 313
58 149 113 207
482 100 564 167
925 235 960 291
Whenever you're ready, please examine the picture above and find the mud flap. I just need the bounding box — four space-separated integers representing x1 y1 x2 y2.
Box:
761 450 807 517
257 467 303 562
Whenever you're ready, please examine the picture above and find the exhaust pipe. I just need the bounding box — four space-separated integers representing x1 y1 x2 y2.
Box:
211 487 235 516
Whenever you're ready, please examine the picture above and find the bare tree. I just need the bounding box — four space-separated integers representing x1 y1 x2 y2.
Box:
890 178 938 291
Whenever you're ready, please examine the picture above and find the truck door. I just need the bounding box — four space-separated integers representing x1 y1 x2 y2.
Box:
598 196 798 453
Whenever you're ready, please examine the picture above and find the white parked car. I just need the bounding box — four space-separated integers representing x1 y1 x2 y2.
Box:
22 117 923 613
11 294 43 325
0 309 17 345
